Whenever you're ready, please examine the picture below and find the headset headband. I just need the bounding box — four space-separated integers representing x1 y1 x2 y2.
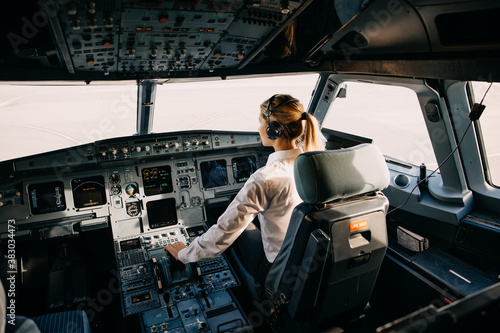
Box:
265 94 277 118
265 95 298 118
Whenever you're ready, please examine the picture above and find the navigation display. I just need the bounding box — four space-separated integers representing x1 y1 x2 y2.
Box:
28 181 66 215
142 166 173 196
147 198 177 229
71 175 107 208
232 156 257 183
200 160 228 189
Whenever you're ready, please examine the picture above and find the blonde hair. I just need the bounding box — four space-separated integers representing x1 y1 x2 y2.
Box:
260 94 325 152
265 21 296 58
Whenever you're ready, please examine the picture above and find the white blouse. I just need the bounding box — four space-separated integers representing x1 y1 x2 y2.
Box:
178 148 303 263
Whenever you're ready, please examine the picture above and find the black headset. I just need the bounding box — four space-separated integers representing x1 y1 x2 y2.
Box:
265 95 298 140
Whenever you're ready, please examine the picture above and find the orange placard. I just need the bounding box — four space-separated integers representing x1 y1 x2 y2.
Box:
350 219 369 232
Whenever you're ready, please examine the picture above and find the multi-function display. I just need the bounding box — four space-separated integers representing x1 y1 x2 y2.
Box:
141 166 173 196
71 175 107 208
28 181 66 215
146 198 178 229
232 156 257 183
200 160 228 189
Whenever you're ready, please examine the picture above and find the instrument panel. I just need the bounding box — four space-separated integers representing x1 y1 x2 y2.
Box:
0 131 266 233
0 131 267 332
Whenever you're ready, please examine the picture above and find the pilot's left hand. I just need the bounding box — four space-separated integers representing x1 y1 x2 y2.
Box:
164 242 186 261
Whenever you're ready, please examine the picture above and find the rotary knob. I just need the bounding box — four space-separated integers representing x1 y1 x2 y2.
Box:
71 16 81 30
67 2 77 15
126 48 135 57
87 2 96 14
109 173 120 184
135 146 142 152
87 16 97 29
104 15 113 28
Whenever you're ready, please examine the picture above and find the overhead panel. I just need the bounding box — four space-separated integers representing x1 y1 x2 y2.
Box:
57 0 122 75
49 0 305 77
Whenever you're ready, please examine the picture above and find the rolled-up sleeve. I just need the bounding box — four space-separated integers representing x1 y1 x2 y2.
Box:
178 172 268 263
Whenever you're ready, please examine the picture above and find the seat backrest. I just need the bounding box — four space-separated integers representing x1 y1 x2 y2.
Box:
265 143 390 330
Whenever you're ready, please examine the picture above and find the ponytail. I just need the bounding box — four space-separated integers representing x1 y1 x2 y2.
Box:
302 113 325 152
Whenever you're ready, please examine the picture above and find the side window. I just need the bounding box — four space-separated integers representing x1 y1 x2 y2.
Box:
322 82 437 168
471 82 500 186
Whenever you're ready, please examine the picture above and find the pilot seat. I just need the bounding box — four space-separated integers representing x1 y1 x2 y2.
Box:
231 143 390 332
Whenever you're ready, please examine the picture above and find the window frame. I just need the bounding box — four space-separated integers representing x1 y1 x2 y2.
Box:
313 74 474 209
443 80 500 213
467 82 500 189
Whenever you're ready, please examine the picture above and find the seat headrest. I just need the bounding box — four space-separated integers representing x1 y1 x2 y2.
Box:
294 144 390 205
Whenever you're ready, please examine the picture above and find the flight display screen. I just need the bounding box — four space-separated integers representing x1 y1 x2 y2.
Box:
200 160 228 189
232 156 257 183
28 181 66 215
71 175 107 208
147 198 178 229
142 166 173 196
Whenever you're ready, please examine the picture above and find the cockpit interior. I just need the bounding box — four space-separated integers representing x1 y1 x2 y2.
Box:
1 0 500 332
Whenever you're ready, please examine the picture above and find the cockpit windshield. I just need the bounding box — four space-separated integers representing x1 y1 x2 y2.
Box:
0 74 318 162
153 74 318 133
0 82 137 161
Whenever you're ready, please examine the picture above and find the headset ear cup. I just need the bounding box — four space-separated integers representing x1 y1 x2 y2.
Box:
267 121 282 140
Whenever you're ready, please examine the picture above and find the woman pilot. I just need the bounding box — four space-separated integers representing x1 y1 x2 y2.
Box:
165 94 325 285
